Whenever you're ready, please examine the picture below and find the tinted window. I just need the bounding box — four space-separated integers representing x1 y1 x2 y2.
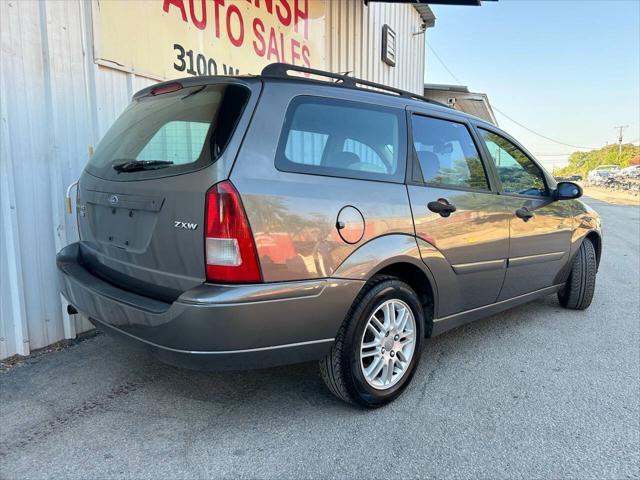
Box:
284 130 328 165
479 129 547 196
87 84 250 180
277 97 406 182
411 115 489 190
343 139 388 173
137 121 210 165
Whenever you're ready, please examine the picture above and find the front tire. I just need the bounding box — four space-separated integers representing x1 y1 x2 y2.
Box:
319 276 425 407
558 238 597 310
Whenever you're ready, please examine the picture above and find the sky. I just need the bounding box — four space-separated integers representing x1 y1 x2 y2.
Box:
426 0 640 170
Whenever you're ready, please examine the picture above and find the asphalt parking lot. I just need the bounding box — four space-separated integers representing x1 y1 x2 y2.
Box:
1 196 638 480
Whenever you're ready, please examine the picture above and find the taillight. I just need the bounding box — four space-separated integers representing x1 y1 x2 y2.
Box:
204 181 262 283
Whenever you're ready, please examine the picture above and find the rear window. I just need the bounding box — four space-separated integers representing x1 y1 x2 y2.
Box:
276 97 406 182
87 84 250 180
137 121 210 164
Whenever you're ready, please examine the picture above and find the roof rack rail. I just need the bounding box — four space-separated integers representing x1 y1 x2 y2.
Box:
261 63 449 108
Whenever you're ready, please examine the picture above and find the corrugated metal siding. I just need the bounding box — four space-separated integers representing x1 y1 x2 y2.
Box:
0 0 425 359
326 1 425 94
0 0 155 358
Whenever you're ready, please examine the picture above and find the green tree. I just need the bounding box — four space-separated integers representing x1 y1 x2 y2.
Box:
556 143 640 177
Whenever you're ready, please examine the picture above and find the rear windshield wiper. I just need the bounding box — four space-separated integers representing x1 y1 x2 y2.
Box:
113 160 174 173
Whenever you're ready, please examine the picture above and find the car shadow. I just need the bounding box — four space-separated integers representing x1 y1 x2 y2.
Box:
117 294 573 415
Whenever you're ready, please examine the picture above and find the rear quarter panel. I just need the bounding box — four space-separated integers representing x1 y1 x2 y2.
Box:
230 81 415 282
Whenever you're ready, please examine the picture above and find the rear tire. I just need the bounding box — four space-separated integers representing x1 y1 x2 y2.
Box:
319 275 425 407
558 238 597 310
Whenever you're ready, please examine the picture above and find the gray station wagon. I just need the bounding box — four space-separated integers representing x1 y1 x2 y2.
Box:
57 63 602 407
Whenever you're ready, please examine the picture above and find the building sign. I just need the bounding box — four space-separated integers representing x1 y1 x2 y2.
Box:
92 0 326 80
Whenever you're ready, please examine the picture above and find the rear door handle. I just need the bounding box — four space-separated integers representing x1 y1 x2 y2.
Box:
515 206 534 222
428 198 456 218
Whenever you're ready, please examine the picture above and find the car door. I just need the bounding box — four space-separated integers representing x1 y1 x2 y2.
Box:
476 126 573 300
406 111 509 316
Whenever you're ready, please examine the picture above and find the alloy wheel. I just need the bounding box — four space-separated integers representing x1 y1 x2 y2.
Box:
359 299 417 390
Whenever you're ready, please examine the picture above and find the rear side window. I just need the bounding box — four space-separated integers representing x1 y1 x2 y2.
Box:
276 97 406 182
411 115 489 190
87 83 250 180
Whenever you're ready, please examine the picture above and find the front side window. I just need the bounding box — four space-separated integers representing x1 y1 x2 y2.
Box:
276 97 406 182
479 129 548 196
411 115 489 190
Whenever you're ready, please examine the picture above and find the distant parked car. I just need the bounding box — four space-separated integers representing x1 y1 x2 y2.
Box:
615 165 640 179
555 175 583 182
588 165 620 185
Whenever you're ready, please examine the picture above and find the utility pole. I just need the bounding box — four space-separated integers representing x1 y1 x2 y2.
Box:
614 125 629 158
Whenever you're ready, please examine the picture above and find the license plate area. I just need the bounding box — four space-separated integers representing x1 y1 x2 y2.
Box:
84 191 164 252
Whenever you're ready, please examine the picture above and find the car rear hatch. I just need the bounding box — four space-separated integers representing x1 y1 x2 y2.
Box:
77 78 260 301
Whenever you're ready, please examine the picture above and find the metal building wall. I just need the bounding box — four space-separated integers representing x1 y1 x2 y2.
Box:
0 0 155 358
0 0 425 360
326 1 426 94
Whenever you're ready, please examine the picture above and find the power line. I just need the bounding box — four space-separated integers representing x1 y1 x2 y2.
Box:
491 106 598 150
427 43 463 84
537 138 640 154
427 43 599 151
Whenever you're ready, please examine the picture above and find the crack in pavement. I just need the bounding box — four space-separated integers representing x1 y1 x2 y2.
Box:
0 371 168 459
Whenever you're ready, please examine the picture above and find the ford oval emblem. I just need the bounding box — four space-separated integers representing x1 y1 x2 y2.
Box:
108 194 119 205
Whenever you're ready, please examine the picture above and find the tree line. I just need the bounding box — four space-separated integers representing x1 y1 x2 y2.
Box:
556 143 640 177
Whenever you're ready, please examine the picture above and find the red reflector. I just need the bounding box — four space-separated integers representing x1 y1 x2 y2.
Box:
150 83 183 95
204 181 262 283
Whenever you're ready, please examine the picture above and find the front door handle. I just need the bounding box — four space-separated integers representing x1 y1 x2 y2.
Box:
515 206 534 222
428 198 456 218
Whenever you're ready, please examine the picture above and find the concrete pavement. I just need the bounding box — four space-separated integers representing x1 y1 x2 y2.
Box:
1 197 638 479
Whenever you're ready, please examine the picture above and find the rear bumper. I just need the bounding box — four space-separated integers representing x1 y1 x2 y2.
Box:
57 243 363 370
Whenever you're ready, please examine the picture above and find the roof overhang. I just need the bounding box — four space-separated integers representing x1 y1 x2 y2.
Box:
416 0 484 4
365 0 491 4
364 1 497 28
424 83 498 126
363 1 435 27
413 4 436 27
424 83 470 93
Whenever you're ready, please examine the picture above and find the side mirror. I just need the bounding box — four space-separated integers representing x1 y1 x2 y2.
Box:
555 181 582 200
